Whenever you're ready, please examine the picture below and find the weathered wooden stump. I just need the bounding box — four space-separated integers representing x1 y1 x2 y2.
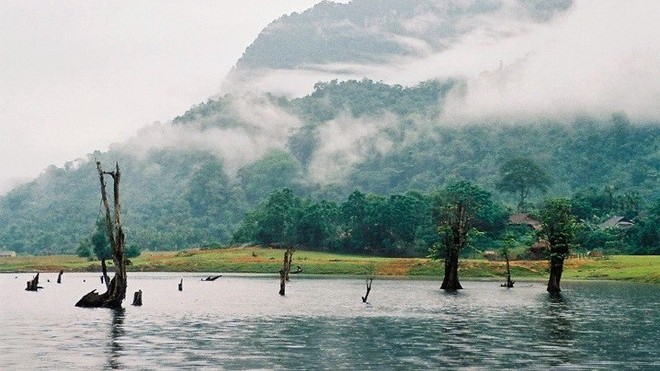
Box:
132 290 142 306
279 269 286 296
278 247 294 295
25 273 42 291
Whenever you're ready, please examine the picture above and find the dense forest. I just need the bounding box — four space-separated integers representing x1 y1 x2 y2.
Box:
0 79 658 255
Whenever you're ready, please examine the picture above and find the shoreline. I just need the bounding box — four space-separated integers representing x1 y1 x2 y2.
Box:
1 248 658 284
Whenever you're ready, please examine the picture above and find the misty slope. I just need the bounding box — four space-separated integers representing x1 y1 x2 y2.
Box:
235 0 571 70
1 0 659 255
0 79 657 255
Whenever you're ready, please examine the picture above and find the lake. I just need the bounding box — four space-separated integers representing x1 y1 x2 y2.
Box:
1 273 658 369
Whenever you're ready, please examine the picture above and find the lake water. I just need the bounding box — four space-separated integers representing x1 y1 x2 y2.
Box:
1 273 658 370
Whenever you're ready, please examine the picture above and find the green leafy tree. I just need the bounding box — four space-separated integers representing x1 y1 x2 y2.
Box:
340 191 370 252
296 200 340 250
233 188 302 247
540 198 576 293
76 239 93 259
630 198 660 254
430 181 493 290
125 244 141 259
497 157 550 211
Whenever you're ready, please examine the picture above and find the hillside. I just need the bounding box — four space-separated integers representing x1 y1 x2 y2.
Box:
0 0 658 255
235 0 572 70
0 79 657 255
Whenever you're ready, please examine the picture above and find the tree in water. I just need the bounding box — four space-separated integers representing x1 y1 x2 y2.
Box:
497 157 550 211
431 181 493 291
540 198 576 293
76 162 128 308
279 247 294 296
361 263 376 303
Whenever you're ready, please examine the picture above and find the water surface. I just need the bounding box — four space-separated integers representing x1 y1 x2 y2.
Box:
1 273 658 369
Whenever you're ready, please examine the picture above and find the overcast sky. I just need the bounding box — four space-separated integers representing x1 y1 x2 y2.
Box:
0 0 341 193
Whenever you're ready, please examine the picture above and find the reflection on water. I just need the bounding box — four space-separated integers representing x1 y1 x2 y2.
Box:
1 273 658 369
108 308 125 370
540 292 578 367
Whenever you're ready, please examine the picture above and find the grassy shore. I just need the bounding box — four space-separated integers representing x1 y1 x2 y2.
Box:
0 247 658 283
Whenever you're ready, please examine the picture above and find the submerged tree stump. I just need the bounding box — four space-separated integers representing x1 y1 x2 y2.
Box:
25 273 42 291
132 290 142 306
279 269 286 296
501 253 515 288
278 247 294 296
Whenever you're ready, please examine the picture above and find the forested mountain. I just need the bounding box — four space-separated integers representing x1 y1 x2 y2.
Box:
235 0 571 70
0 79 657 255
1 0 658 256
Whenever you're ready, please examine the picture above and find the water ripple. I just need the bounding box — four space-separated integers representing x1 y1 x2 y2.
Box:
1 273 658 369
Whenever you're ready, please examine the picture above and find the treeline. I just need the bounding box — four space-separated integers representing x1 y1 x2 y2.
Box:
232 185 659 257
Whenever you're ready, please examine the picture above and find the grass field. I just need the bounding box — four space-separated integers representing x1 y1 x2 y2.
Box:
0 247 658 283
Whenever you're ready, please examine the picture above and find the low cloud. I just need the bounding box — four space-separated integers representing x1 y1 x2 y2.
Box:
226 0 660 122
118 95 303 176
115 0 660 187
307 112 398 183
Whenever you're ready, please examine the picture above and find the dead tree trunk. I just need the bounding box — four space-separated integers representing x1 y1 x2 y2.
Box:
279 247 293 296
361 277 374 303
76 162 128 309
25 273 42 291
285 247 294 282
57 270 63 284
286 248 293 282
101 259 110 290
502 253 515 288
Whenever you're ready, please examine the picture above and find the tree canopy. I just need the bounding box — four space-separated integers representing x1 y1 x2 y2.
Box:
497 157 550 211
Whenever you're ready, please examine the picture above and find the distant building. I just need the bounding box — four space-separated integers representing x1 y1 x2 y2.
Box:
0 250 17 258
508 213 541 231
598 216 634 230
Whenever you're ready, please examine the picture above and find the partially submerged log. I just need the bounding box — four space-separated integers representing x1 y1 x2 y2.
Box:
75 162 128 309
25 273 43 291
201 275 222 281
